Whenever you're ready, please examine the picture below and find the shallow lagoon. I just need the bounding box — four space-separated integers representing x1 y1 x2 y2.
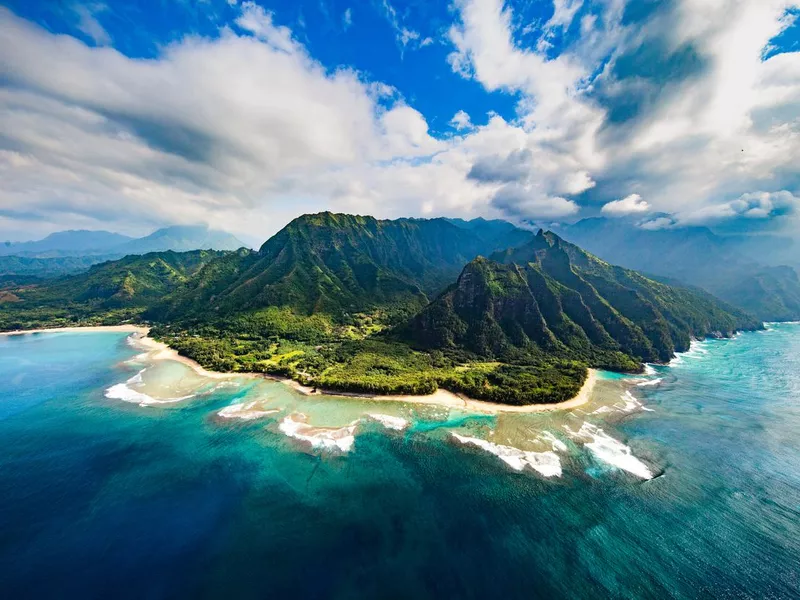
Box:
1 325 798 598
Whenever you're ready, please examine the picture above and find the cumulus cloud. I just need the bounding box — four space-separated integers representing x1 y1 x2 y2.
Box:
450 109 472 130
468 149 531 183
0 6 457 240
679 190 799 224
491 185 579 219
602 194 651 216
1 0 800 241
446 0 800 230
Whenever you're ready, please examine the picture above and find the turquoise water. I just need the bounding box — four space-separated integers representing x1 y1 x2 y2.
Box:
0 326 798 598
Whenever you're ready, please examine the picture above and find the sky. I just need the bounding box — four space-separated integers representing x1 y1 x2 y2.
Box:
1 0 799 245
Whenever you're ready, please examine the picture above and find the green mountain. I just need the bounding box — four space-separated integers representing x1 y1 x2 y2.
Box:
154 212 535 322
710 266 800 322
0 250 225 331
403 231 759 369
559 218 800 322
0 254 122 279
0 227 246 283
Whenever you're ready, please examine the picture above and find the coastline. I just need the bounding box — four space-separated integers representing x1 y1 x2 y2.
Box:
286 369 598 414
0 324 149 336
2 325 597 414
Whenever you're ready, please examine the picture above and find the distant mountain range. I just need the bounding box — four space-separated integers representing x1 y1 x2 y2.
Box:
0 226 246 279
556 218 800 322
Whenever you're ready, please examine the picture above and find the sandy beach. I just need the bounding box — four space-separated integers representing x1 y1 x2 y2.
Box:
2 325 597 413
307 369 598 414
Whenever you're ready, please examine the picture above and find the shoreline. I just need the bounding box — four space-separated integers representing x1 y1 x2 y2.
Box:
2 325 598 414
0 324 149 336
284 369 598 414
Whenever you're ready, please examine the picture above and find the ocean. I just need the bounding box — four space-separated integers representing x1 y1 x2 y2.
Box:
0 324 798 599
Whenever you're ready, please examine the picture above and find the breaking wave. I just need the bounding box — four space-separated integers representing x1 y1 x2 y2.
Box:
279 413 358 453
104 368 195 407
564 422 653 479
450 433 562 477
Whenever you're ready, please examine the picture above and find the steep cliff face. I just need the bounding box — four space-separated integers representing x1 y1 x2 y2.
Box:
403 231 760 369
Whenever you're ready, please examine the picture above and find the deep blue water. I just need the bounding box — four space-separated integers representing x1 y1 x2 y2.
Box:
0 326 799 599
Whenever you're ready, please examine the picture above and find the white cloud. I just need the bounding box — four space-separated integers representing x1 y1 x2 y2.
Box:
639 217 676 231
445 0 800 231
544 0 584 35
380 0 426 52
235 2 297 54
343 8 352 30
2 0 800 241
450 110 473 130
678 190 799 224
602 193 651 216
492 185 579 219
73 3 111 46
0 6 455 240
445 0 607 217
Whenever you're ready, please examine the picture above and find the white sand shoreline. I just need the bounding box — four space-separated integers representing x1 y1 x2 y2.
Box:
2 325 598 414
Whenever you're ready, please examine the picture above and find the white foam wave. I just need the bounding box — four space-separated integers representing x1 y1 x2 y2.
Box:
564 422 652 479
125 352 150 364
619 390 655 412
279 413 357 453
644 364 657 376
217 402 279 420
128 368 145 385
592 390 653 415
636 378 663 387
104 369 194 407
104 383 193 407
367 413 409 430
451 433 562 477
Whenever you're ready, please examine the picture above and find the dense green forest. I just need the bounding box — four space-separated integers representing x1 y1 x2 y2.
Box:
0 213 761 405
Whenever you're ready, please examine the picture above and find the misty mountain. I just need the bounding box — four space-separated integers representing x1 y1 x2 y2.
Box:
0 225 246 280
0 230 133 257
557 218 800 322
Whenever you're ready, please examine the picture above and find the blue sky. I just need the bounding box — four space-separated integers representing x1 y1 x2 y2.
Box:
1 0 799 242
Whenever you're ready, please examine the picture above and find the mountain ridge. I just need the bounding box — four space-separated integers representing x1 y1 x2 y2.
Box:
402 230 757 373
558 217 800 321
